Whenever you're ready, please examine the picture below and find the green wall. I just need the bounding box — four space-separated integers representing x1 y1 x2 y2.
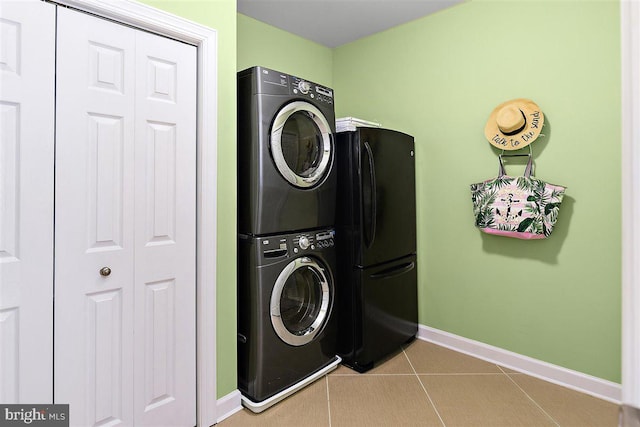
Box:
138 0 238 398
237 13 334 86
140 0 622 401
240 1 622 383
333 0 621 382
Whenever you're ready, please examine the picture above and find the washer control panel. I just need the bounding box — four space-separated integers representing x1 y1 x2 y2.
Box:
293 229 335 254
315 230 335 248
253 228 335 261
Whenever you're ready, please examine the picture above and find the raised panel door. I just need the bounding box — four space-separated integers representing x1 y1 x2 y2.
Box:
133 29 196 427
0 0 55 404
54 7 196 426
54 7 136 425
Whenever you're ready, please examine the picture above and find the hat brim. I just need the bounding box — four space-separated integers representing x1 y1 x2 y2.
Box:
484 99 544 150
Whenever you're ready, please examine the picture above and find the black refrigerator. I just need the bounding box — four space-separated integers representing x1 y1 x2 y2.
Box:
336 127 418 372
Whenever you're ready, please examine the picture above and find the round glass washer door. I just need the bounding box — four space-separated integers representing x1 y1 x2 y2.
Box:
270 256 332 346
270 101 333 188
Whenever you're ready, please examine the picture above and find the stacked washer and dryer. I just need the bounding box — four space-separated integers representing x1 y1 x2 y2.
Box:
237 66 341 413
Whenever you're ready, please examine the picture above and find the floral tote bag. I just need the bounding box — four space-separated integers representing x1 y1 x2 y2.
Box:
470 155 566 239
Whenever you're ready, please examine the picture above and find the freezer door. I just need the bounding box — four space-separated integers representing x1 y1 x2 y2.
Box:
357 128 416 267
353 255 418 371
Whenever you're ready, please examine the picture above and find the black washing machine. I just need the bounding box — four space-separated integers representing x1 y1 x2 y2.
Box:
237 228 340 412
237 66 337 236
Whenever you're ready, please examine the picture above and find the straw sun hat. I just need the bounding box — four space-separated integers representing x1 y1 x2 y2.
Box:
484 99 544 150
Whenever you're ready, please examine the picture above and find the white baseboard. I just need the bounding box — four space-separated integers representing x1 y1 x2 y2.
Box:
418 324 622 404
216 389 242 424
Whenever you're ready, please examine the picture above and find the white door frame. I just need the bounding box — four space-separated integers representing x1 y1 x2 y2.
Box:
622 0 640 415
52 1 218 425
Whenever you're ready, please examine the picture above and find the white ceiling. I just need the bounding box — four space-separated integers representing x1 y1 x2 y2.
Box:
237 0 467 48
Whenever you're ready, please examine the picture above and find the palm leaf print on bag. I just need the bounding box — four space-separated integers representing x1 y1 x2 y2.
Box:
491 175 512 190
471 183 497 228
515 177 565 237
470 160 566 239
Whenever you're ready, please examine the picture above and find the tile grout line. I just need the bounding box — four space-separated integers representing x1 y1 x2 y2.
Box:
403 347 447 427
325 375 332 427
497 365 561 427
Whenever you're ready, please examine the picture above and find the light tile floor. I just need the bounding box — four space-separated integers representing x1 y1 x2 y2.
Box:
218 339 619 426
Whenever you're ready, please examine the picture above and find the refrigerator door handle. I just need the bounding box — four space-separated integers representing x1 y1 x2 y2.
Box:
364 141 377 248
370 261 415 280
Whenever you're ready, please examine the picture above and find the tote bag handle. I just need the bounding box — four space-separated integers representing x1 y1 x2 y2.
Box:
498 153 533 178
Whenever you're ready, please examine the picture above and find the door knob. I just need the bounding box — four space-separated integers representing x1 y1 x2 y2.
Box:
100 267 111 277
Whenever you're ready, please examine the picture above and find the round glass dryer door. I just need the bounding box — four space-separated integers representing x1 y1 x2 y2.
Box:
270 101 333 188
270 256 332 346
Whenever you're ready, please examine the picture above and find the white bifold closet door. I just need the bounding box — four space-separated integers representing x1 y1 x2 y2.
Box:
54 7 196 426
0 0 55 404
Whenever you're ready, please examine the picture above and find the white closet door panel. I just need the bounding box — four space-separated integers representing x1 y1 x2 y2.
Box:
133 30 196 427
0 0 55 404
55 8 136 426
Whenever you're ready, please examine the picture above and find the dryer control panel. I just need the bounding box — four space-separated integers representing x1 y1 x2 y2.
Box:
254 66 334 106
291 76 334 106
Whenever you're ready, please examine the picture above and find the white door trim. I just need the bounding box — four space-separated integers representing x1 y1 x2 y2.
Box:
622 0 640 411
51 1 218 425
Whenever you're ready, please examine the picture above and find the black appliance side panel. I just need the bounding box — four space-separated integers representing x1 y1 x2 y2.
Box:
355 255 418 371
336 131 360 263
237 71 259 235
357 128 416 267
336 131 360 362
236 234 260 395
